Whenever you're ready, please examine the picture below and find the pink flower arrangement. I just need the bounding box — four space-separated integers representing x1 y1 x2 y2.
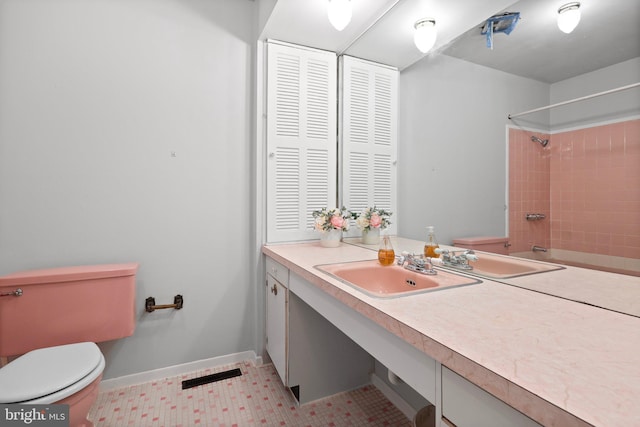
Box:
312 207 351 232
354 206 392 231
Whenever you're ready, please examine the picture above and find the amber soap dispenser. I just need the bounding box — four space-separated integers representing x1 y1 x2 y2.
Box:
424 226 440 258
378 234 395 266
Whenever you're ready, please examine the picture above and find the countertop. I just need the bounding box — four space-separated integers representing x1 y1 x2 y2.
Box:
262 237 640 427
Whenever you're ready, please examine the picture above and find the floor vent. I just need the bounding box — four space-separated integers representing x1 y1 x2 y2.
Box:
181 368 242 390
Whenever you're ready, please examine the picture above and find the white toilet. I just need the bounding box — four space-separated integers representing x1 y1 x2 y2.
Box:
0 342 105 405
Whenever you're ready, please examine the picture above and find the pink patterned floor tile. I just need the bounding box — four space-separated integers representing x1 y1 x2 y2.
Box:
89 361 411 426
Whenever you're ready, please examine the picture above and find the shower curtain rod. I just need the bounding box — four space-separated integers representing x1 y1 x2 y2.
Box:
508 82 640 120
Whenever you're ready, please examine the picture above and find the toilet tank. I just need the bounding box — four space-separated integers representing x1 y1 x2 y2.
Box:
452 237 509 255
0 263 138 357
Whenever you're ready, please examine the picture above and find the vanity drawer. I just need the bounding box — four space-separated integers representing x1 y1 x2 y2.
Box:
441 366 541 427
266 256 289 287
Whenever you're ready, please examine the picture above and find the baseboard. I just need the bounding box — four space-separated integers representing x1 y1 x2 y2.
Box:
99 350 263 392
370 372 417 421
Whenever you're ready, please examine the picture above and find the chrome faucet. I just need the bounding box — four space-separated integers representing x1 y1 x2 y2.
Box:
396 252 437 275
437 249 479 271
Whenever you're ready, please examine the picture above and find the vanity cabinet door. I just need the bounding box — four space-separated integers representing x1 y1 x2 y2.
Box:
266 274 288 386
441 367 541 427
266 256 289 287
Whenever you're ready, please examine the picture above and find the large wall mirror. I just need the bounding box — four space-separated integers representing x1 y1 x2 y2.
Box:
400 1 638 259
387 0 640 317
261 0 640 316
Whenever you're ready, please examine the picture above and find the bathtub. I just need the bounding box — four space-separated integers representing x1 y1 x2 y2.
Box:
511 249 640 277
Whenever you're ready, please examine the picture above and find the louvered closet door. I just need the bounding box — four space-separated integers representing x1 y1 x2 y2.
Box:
340 56 398 237
266 42 337 243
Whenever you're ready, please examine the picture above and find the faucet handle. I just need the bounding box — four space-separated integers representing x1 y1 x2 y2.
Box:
435 248 450 260
459 249 478 261
462 250 478 261
412 256 428 268
395 251 409 265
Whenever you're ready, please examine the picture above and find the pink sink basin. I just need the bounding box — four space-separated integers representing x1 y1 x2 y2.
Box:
316 260 481 298
442 252 564 279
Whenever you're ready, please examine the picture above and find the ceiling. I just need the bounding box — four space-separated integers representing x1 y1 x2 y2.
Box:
260 0 640 83
442 0 640 83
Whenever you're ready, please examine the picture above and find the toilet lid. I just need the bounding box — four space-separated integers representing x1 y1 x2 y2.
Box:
0 342 102 403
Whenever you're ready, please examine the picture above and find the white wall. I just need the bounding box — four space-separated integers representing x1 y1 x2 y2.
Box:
398 54 549 244
550 57 640 130
257 0 278 37
0 0 257 379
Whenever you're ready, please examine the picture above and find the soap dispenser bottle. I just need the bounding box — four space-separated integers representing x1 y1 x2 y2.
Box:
424 226 440 258
378 233 395 266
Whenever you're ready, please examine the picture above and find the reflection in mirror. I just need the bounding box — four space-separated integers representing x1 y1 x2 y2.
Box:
343 237 640 318
507 122 640 279
441 0 639 84
398 0 639 284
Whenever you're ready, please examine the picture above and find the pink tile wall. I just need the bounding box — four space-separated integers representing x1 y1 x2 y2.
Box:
550 119 640 258
509 119 640 259
508 128 551 253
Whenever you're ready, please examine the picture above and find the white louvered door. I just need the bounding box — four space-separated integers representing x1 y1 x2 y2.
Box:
340 56 398 236
266 42 337 243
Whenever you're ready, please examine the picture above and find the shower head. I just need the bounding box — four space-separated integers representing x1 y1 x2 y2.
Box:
531 135 549 147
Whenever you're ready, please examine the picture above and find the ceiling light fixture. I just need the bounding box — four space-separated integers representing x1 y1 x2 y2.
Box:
557 2 581 34
414 18 437 53
328 0 352 31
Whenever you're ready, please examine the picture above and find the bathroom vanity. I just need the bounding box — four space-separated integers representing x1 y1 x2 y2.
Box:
265 256 372 404
263 238 640 427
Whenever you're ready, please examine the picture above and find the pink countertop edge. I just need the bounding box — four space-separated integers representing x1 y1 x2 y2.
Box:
262 239 640 427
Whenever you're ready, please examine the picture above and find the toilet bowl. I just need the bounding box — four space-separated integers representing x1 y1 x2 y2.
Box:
0 342 105 427
0 263 138 427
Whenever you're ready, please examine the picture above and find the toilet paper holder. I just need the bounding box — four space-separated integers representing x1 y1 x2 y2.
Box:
145 295 184 312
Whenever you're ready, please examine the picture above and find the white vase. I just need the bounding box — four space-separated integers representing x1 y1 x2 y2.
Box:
362 227 380 245
320 228 342 248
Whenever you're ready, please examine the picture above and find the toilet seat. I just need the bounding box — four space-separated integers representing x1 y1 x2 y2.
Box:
0 342 105 404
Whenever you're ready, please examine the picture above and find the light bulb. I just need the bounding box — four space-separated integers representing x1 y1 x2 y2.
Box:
328 0 352 31
414 19 437 53
557 2 581 34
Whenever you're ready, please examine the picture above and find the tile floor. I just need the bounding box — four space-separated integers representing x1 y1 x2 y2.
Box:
89 361 412 426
